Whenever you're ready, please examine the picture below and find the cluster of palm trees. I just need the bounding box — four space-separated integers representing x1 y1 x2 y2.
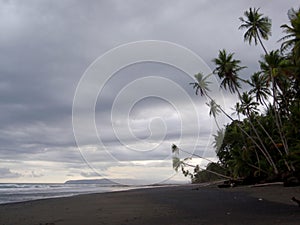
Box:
173 7 300 183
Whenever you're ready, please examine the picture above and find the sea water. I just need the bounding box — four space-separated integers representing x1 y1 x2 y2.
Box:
0 183 134 204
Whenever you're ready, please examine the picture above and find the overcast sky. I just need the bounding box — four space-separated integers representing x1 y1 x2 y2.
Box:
0 0 298 184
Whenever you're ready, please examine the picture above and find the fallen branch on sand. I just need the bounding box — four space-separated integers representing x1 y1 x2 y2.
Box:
249 182 284 188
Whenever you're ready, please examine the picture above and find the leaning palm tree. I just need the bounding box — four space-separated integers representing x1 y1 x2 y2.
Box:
171 144 231 179
172 144 215 164
239 7 272 54
189 72 211 96
188 72 280 175
212 128 225 154
212 49 246 96
206 99 221 130
190 72 236 121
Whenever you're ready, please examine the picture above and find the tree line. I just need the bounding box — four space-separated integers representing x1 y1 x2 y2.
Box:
172 7 300 185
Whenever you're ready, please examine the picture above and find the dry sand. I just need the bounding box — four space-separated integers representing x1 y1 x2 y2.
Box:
0 184 299 225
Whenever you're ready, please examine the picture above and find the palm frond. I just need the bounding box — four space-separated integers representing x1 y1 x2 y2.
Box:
172 157 182 172
189 72 211 96
172 144 179 154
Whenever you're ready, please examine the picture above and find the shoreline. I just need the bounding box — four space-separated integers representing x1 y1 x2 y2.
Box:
0 183 186 206
0 184 299 225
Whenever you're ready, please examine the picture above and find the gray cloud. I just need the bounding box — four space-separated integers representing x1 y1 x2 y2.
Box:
0 168 21 178
0 0 298 182
80 171 99 178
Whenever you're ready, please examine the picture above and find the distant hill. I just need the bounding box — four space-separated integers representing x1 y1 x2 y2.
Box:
64 178 117 185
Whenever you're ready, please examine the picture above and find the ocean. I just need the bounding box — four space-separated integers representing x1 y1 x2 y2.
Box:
0 183 136 204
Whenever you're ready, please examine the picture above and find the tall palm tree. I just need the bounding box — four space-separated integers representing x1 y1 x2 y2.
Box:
213 49 246 95
280 8 300 107
260 50 291 115
239 7 272 54
249 72 271 107
279 7 300 126
260 50 290 155
279 8 300 65
260 50 286 86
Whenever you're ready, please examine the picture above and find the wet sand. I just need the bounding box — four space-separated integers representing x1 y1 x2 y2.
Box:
0 184 299 225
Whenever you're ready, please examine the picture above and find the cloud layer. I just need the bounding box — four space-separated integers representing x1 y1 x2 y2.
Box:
0 0 298 183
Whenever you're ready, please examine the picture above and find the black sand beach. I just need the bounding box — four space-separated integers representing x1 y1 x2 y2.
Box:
0 184 299 225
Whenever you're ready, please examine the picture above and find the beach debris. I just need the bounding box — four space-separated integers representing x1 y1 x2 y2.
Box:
291 197 300 207
250 182 283 188
218 179 241 188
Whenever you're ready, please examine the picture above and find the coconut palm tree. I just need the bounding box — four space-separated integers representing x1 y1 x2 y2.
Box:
239 7 272 54
249 72 271 107
260 50 290 156
171 144 230 179
212 128 224 154
259 50 287 113
206 99 221 130
279 8 300 65
279 8 300 106
232 102 242 121
189 72 211 96
259 50 293 114
189 72 237 123
213 49 246 96
260 50 286 85
172 144 215 163
239 92 259 116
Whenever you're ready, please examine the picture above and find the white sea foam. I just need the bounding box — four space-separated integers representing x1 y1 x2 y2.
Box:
0 183 133 204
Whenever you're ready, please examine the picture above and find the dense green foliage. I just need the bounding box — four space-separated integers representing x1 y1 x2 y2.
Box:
173 7 300 184
192 162 226 183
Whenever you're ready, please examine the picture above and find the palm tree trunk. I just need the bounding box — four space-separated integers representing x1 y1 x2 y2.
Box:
178 148 215 164
247 161 268 175
247 116 279 174
182 162 232 179
206 94 235 121
253 148 262 176
261 97 269 109
214 117 221 130
255 118 291 171
271 75 290 157
257 35 268 55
